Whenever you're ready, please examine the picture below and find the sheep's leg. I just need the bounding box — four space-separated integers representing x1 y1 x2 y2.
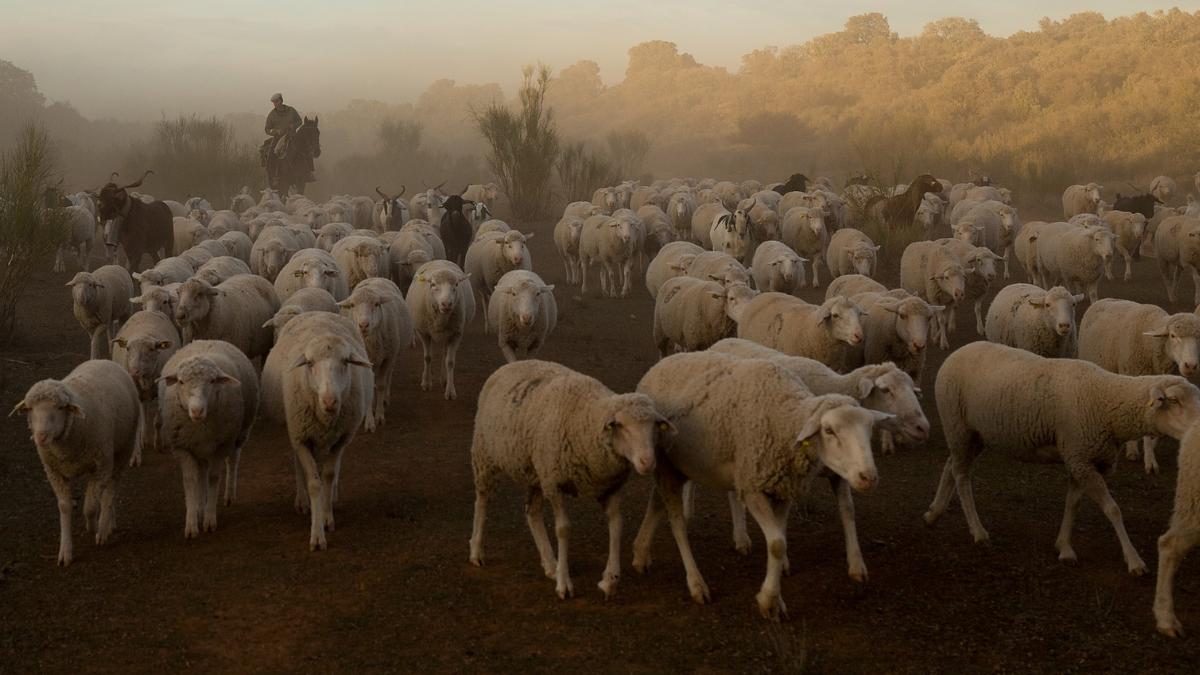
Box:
443 334 462 400
1191 265 1200 307
1054 477 1086 564
811 255 822 288
879 428 897 455
223 444 241 506
519 487 556 577
729 491 752 555
947 306 958 333
1169 265 1181 304
1122 249 1134 282
1084 468 1146 574
743 492 790 621
546 491 574 599
96 474 119 545
294 443 326 551
937 312 951 350
561 257 572 285
478 291 491 334
632 484 665 573
1144 435 1160 474
176 451 202 538
1155 519 1200 637
620 258 633 298
952 454 988 545
831 475 867 582
83 479 101 535
1003 248 1011 279
417 334 433 392
580 257 590 294
499 342 518 364
597 491 623 600
973 296 985 335
293 451 309 514
203 457 220 533
372 360 393 427
89 324 106 360
660 471 711 603
322 437 350 533
924 458 958 523
45 471 74 566
1124 439 1142 462
130 399 150 467
1087 277 1100 304
468 478 495 567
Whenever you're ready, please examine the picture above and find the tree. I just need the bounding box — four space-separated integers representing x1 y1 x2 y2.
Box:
0 61 47 151
124 115 261 207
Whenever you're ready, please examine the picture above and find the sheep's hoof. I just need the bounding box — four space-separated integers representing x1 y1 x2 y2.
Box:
185 524 199 539
972 532 991 546
632 552 650 573
1128 559 1148 576
757 592 787 621
469 554 483 567
1145 461 1160 475
57 551 72 566
310 536 327 552
689 578 712 604
922 510 939 525
849 568 868 583
556 579 574 599
203 519 217 533
597 576 618 600
1157 619 1186 639
129 454 142 468
734 539 752 556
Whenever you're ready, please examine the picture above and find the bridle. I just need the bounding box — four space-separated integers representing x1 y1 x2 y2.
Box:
288 122 321 160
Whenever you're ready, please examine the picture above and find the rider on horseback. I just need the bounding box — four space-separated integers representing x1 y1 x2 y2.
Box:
263 93 314 189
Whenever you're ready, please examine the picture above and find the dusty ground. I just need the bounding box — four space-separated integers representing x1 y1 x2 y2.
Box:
1 210 1198 674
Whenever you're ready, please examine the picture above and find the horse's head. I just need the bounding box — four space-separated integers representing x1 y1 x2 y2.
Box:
299 116 321 158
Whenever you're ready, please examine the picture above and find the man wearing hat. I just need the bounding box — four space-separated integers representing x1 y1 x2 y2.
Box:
263 93 304 187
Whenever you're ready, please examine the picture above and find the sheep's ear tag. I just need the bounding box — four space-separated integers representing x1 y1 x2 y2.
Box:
9 400 28 417
67 404 84 418
294 270 304 277
801 440 810 447
112 338 128 348
156 340 174 350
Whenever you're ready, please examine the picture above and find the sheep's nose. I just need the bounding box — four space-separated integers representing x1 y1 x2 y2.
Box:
188 407 206 422
913 422 930 440
320 395 339 412
850 331 864 345
520 314 534 327
635 456 656 474
34 431 50 446
1057 323 1072 335
911 341 925 354
1182 363 1198 377
953 290 963 300
358 321 369 332
856 472 878 491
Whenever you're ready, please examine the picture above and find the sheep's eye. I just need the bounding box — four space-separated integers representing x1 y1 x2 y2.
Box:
879 387 890 394
1169 398 1179 405
657 422 669 431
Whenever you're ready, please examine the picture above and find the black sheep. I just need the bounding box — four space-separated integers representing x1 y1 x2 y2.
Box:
439 194 475 268
1112 192 1160 219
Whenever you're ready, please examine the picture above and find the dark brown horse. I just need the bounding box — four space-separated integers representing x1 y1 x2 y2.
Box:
92 171 173 273
269 116 321 195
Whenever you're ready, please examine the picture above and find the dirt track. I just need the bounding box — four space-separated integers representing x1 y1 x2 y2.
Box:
1 214 1198 674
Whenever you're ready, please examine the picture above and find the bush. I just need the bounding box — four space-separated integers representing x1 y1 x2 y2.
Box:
0 124 71 343
124 114 262 209
606 128 651 182
472 64 560 222
331 119 482 199
555 141 615 204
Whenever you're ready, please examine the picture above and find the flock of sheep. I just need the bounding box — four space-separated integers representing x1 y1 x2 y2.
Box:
15 170 1200 638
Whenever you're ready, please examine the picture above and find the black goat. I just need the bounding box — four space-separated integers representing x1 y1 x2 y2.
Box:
439 194 476 268
1113 192 1160 219
777 173 809 195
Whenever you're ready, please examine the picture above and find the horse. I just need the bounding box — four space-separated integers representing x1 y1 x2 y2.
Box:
269 116 321 196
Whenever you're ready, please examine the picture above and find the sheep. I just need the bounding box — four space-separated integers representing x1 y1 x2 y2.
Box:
474 219 511 241
646 241 704 299
825 274 887 300
984 283 1083 358
172 217 211 256
578 215 636 299
469 360 670 600
845 291 942 385
206 210 244 238
158 340 257 537
399 220 447 260
736 293 864 370
780 206 828 287
193 256 252 287
1062 183 1104 218
1154 421 1200 637
111 310 180 466
13 359 139 565
637 204 677 263
68 265 134 360
827 229 879 279
926 341 1200 575
653 277 756 358
750 240 806 294
479 270 556 365
1100 210 1148 282
963 200 1021 278
1078 299 1200 473
689 202 728 249
274 248 349 304
54 205 96 273
1036 222 1115 304
250 226 300 282
667 192 698 242
330 235 388 292
1014 221 1048 286
630 351 881 617
630 186 664 211
264 287 340 342
130 283 182 326
1154 216 1200 304
406 260 475 400
553 216 585 286
316 222 354 252
936 238 1003 335
564 201 603 221
216 231 252 266
174 275 280 360
899 241 969 349
965 185 1004 204
686 251 751 287
261 312 374 550
337 277 413 427
132 257 194 294
915 195 944 240
465 230 534 325
1150 175 1177 205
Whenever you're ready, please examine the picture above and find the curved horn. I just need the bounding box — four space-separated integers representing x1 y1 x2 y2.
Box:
395 186 405 198
109 172 120 183
421 180 429 189
376 187 389 200
461 185 471 195
435 180 448 191
119 170 153 191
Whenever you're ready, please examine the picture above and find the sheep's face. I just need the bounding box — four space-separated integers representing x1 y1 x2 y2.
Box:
564 220 584 251
133 269 166 293
1000 207 1020 232
797 401 879 492
883 297 939 355
819 298 864 346
806 210 826 236
1146 316 1200 377
1130 215 1147 240
68 272 103 307
608 219 635 247
755 210 780 240
161 356 238 423
966 249 999 283
295 261 341 292
933 264 967 302
1086 184 1103 204
1030 287 1082 337
719 282 758 323
1148 381 1200 439
266 307 304 342
132 286 177 318
953 220 981 245
858 367 929 443
426 271 467 315
339 289 391 335
195 269 224 286
175 280 218 325
771 255 802 287
849 244 877 276
500 234 530 267
398 250 432 284
354 243 383 278
602 189 619 213
504 280 553 327
915 203 938 229
287 337 372 415
1087 227 1115 263
605 406 669 475
187 209 209 226
261 241 293 279
15 383 83 447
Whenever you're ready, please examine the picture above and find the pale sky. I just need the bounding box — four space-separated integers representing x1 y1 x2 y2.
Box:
3 1 1196 120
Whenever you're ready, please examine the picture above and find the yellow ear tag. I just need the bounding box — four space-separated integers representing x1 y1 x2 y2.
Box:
294 271 304 277
418 274 427 283
1148 399 1155 407
802 441 810 447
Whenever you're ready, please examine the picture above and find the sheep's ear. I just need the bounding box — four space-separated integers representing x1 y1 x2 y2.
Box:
540 285 555 293
66 404 85 418
347 354 373 368
656 417 677 434
857 377 875 399
216 374 240 387
111 337 128 348
206 286 221 297
160 374 179 386
324 268 341 277
1149 386 1166 409
9 400 28 417
795 415 824 447
873 245 881 251
1144 326 1170 338
878 301 900 314
963 267 975 274
336 299 353 309
817 304 834 322
286 355 309 372
523 232 535 239
929 304 946 313
707 274 722 281
132 273 144 281
869 410 896 425
1026 294 1046 309
130 296 145 305
262 317 276 329
1071 294 1085 303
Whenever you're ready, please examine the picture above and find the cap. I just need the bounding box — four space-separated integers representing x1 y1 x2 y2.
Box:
270 93 283 102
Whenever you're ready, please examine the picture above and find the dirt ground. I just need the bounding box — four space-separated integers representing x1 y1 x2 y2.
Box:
1 210 1198 675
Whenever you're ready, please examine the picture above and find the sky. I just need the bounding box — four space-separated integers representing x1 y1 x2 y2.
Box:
3 1 1198 121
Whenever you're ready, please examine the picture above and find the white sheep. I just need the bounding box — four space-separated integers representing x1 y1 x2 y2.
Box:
1089 210 1145 282
750 240 806 294
1154 421 1200 637
54 205 96 273
130 283 182 327
1062 183 1104 218
217 231 253 266
963 200 1021 278
13 359 139 565
667 192 698 242
653 277 756 357
553 216 585 286
689 202 727 249
845 291 942 385
1150 175 1177 205
173 217 211 256
193 256 252 287
631 351 881 617
261 312 374 550
406 260 476 400
899 241 969 349
637 204 677 264
174 274 280 360
1153 215 1200 304
781 206 828 287
486 270 557 363
1014 221 1048 286
132 257 193 294
686 251 751 287
275 248 349 304
338 277 413 426
827 228 879 279
469 359 670 600
263 287 341 342
68 265 134 360
736 293 864 370
646 241 703 299
984 283 1083 359
927 341 1200 576
250 226 300 283
825 274 887 300
1037 222 1116 303
316 222 354 251
330 235 388 292
111 310 180 467
206 210 245 238
1078 298 1200 473
465 230 534 324
474 219 511 241
578 215 638 298
936 238 1003 335
158 339 257 537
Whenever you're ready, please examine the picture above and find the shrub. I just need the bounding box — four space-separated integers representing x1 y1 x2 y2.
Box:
123 114 262 209
555 141 615 204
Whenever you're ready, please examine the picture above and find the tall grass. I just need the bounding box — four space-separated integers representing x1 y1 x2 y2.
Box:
606 128 651 182
472 64 560 222
556 141 615 203
124 114 262 208
0 124 71 342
